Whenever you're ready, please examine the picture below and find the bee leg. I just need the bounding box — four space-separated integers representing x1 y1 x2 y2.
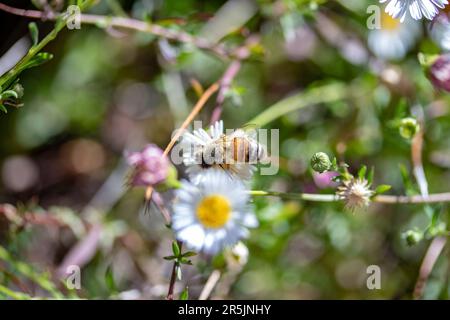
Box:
144 198 153 215
219 164 234 179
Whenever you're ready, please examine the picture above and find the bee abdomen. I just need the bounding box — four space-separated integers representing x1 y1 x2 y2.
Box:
231 137 249 163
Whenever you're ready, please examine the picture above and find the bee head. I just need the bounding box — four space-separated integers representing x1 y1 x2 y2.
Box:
248 140 267 163
256 142 267 162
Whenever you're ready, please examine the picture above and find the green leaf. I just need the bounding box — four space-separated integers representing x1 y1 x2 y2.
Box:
29 22 39 46
0 90 19 100
375 185 391 195
425 205 438 221
182 251 197 258
0 284 34 300
358 165 367 180
0 104 8 113
31 0 44 9
180 258 192 265
105 266 117 293
399 164 417 196
331 157 338 170
172 241 181 257
367 167 374 185
0 245 64 298
20 52 54 72
180 287 189 300
163 255 177 260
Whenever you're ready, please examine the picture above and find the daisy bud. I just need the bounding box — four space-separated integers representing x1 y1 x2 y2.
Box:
310 152 332 173
337 178 374 211
126 144 169 187
428 54 450 91
399 117 419 139
224 241 249 270
403 230 423 246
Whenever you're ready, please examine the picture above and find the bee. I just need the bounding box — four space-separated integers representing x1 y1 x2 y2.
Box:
197 127 267 170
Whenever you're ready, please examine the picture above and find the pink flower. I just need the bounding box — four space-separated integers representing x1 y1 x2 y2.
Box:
313 171 340 189
429 54 450 91
126 144 169 187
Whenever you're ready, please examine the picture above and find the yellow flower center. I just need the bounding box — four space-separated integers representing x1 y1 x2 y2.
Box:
196 194 231 228
381 12 400 31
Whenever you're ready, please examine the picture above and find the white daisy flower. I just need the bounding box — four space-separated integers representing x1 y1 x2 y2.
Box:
368 12 421 60
180 120 255 181
380 0 448 22
172 169 258 255
429 11 450 50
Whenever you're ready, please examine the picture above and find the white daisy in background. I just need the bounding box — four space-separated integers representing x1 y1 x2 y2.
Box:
180 120 255 181
381 0 448 22
429 8 450 50
172 169 258 255
368 12 422 60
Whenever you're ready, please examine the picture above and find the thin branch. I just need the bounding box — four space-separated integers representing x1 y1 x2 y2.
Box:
411 111 428 196
166 241 182 300
210 37 257 124
153 192 172 225
249 190 450 204
0 3 231 59
162 82 219 157
210 60 242 124
199 269 221 300
413 236 447 299
409 107 447 299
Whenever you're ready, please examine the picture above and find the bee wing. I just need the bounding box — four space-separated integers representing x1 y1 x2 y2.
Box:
226 128 255 140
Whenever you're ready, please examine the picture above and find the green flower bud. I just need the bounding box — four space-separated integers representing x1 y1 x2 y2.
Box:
311 152 332 173
399 117 419 139
403 230 423 246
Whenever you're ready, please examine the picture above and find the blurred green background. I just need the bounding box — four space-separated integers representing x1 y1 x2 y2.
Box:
0 0 449 299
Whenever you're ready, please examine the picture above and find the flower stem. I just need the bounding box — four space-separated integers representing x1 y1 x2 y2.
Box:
166 241 182 300
0 3 230 59
249 190 450 204
199 269 221 300
249 190 339 202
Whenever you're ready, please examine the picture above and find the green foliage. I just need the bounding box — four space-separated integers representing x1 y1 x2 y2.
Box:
0 245 64 299
29 22 39 46
374 185 392 195
180 286 189 300
0 0 449 301
164 242 197 266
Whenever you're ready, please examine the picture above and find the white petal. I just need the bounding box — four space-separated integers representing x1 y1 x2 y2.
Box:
177 224 205 250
